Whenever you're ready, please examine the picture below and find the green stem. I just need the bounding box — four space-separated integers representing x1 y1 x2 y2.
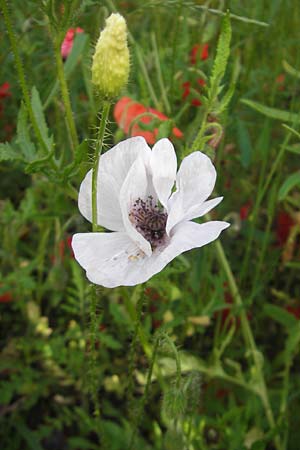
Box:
151 32 171 114
126 287 145 415
0 0 50 154
92 101 111 232
53 39 79 153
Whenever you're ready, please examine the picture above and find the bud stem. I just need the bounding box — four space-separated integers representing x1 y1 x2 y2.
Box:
92 101 111 232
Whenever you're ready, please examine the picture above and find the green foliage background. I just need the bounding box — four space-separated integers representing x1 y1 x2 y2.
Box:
1 1 300 449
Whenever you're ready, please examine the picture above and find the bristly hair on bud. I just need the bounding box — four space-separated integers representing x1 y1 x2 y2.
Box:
91 13 129 99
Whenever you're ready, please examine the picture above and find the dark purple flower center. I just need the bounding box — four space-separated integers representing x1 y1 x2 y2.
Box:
129 195 167 249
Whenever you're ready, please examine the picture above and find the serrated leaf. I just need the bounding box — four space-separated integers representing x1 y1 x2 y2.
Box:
241 98 300 123
25 149 55 174
236 119 252 168
0 142 22 162
209 12 231 96
63 139 89 179
278 171 300 201
16 104 36 161
31 86 53 152
216 82 235 114
263 303 298 328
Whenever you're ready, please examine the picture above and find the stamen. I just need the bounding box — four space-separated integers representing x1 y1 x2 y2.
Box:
129 195 167 249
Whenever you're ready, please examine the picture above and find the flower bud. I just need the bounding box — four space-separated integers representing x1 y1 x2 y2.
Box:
92 13 129 98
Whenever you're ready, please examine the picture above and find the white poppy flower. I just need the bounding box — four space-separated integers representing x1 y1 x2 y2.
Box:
72 137 229 288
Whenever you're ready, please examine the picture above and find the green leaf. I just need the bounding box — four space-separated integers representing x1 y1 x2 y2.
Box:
285 322 300 358
278 171 300 200
157 120 173 140
99 333 122 350
215 81 235 114
209 12 231 97
25 149 55 174
16 103 36 161
31 86 53 152
282 123 300 139
236 119 252 168
286 144 300 155
241 98 300 124
283 60 300 80
0 142 22 162
263 303 298 329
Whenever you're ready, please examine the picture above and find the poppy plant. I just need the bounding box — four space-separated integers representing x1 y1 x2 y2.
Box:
114 97 183 145
72 137 229 288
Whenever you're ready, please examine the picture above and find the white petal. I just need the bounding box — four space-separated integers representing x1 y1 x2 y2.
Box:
119 157 152 256
182 196 223 222
150 138 177 208
78 169 124 231
72 232 146 288
140 220 230 282
78 137 151 230
72 220 229 288
166 152 217 234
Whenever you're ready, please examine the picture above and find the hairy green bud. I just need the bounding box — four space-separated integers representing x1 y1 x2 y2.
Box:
92 13 129 98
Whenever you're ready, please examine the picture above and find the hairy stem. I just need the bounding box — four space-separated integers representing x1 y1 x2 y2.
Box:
92 101 111 232
53 39 79 153
126 287 145 415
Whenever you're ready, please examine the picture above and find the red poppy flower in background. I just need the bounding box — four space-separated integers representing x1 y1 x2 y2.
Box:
181 78 206 107
61 27 84 60
113 96 183 145
240 202 251 221
0 288 13 303
285 306 300 320
0 82 11 99
276 211 295 246
275 73 285 91
190 43 209 65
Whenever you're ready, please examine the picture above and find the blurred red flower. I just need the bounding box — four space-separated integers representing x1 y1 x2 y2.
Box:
276 211 295 246
181 78 206 107
286 306 300 320
114 96 183 145
0 290 13 303
61 27 84 60
0 82 11 99
190 43 209 65
240 202 251 221
275 73 285 91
